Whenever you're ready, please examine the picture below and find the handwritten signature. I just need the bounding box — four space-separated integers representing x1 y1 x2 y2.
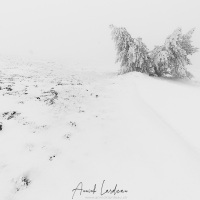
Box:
72 180 128 199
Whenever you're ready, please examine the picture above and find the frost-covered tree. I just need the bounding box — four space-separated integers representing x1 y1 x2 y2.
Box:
180 28 198 56
151 28 198 78
110 25 152 74
110 25 198 78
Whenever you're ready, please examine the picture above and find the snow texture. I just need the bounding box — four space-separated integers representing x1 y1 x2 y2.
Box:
1 56 200 200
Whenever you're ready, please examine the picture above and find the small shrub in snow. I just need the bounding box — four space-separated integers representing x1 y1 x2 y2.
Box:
110 25 198 78
42 89 58 105
63 133 71 140
49 155 56 161
14 176 31 192
69 121 77 127
2 111 20 120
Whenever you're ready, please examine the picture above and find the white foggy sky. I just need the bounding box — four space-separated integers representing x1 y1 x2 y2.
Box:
0 0 199 66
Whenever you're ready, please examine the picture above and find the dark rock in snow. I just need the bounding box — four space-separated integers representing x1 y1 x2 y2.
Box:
0 122 2 131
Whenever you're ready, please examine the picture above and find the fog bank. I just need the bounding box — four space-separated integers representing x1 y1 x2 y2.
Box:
0 0 199 67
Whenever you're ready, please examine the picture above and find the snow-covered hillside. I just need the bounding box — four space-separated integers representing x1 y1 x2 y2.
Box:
1 56 200 200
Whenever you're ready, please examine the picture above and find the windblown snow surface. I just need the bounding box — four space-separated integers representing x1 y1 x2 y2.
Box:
1 56 200 200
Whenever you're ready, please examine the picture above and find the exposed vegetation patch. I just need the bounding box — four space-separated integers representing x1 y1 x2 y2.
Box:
14 176 31 192
2 111 21 120
41 89 58 105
